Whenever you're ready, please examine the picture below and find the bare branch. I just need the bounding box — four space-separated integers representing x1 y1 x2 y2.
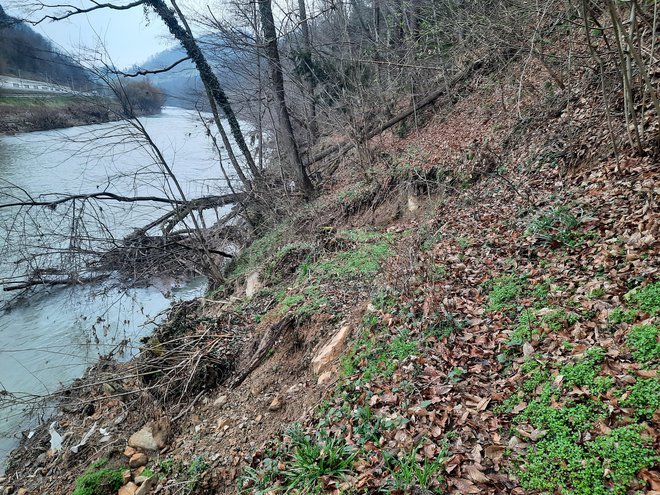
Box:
29 0 145 23
118 56 192 78
0 192 242 210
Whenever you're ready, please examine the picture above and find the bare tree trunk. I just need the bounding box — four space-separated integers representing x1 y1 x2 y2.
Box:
146 0 259 178
258 0 314 196
298 0 319 142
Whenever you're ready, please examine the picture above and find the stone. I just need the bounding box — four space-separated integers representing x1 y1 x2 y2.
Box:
216 418 231 429
213 395 228 407
407 194 420 212
135 476 157 495
16 489 27 495
128 427 158 452
286 384 302 395
245 272 261 297
122 470 132 484
118 482 138 495
268 396 284 412
128 421 170 451
151 419 171 450
317 371 334 386
124 446 137 458
311 326 351 375
35 452 47 467
129 452 148 468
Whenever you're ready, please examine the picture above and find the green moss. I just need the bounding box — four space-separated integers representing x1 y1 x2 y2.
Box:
227 223 290 280
627 324 660 363
520 358 550 393
314 241 390 278
72 460 124 495
507 308 577 348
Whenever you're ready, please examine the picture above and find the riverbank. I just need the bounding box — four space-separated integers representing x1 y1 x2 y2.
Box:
0 96 117 134
3 101 658 494
2 30 659 495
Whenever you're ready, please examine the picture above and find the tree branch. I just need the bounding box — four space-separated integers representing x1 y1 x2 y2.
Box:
118 56 192 78
0 192 244 210
31 1 145 23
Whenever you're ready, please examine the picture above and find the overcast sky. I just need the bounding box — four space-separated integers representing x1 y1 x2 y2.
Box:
5 1 199 69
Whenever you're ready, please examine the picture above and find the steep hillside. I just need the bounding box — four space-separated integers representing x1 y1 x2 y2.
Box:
1 1 658 494
0 4 89 89
4 27 659 495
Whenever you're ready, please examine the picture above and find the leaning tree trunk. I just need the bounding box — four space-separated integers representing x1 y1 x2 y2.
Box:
258 0 314 197
146 0 259 180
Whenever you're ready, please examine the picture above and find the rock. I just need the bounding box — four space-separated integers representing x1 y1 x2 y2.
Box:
122 470 132 484
134 476 149 485
317 371 334 386
128 420 170 451
128 427 158 452
407 194 420 212
16 489 27 495
35 452 48 467
286 384 303 395
311 326 351 375
152 419 171 449
129 452 149 468
135 476 156 495
119 482 138 495
124 446 137 458
246 271 261 297
216 418 231 429
268 396 284 412
213 395 228 407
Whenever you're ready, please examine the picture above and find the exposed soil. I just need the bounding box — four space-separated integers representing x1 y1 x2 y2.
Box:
0 98 117 134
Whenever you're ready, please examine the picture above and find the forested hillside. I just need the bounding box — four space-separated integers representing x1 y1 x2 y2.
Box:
0 3 89 88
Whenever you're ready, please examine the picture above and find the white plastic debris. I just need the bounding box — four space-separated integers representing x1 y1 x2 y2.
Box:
48 422 62 451
70 422 97 454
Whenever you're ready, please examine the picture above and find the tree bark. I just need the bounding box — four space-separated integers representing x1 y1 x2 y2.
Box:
297 0 318 142
146 0 259 178
258 0 314 196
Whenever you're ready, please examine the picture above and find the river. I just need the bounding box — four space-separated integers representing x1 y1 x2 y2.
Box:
0 107 237 472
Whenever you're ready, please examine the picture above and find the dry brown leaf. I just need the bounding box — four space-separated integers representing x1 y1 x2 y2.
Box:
450 478 481 493
464 464 489 483
484 444 505 461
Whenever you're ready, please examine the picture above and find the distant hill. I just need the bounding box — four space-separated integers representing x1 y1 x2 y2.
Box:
131 37 253 109
0 3 90 90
